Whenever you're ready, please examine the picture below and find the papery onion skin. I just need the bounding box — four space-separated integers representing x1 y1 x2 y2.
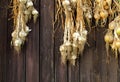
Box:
100 10 108 19
116 28 120 35
104 34 114 44
94 13 100 20
109 22 115 30
115 41 120 48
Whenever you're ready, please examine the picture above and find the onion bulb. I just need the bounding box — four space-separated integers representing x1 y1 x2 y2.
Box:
109 22 115 30
26 1 33 8
104 33 113 43
12 31 17 37
96 0 101 3
14 38 22 47
94 13 100 20
60 44 65 52
62 0 70 6
103 1 107 6
100 10 108 19
104 5 109 10
116 28 120 35
115 41 120 48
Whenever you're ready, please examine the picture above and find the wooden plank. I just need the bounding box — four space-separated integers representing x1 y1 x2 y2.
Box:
26 23 39 82
103 32 118 82
54 0 68 81
6 46 26 82
54 26 68 82
26 0 39 82
79 29 95 82
118 55 120 82
107 55 117 82
92 28 108 82
68 61 79 82
0 0 8 81
94 28 117 82
40 0 55 82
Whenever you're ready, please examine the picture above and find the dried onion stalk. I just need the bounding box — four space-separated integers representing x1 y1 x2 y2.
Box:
11 0 38 53
105 15 120 58
93 0 119 27
57 0 89 65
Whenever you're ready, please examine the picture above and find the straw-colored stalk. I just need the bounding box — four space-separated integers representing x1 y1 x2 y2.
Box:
11 0 38 53
58 0 88 65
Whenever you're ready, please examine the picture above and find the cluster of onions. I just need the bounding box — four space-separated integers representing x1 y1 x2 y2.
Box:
104 15 120 58
104 0 120 58
93 0 115 26
58 0 88 65
11 0 38 53
57 0 120 64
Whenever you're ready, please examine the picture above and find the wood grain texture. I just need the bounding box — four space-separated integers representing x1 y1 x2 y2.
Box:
0 0 8 82
93 28 108 82
26 0 39 82
79 28 95 82
40 0 55 82
0 0 120 82
118 55 120 82
68 61 79 82
54 25 68 82
92 28 105 82
107 56 117 82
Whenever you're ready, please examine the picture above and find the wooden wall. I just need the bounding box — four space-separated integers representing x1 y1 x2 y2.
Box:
0 0 120 82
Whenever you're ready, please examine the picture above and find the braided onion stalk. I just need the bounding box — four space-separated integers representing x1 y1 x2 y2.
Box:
11 0 38 53
57 0 89 65
93 0 119 27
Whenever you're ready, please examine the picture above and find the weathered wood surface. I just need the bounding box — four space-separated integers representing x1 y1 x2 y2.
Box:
0 0 120 82
40 0 54 82
0 0 8 82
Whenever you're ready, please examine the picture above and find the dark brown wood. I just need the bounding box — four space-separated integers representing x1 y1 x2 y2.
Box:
40 0 55 82
106 37 118 82
0 0 120 82
6 32 26 82
93 28 108 82
54 25 68 82
107 56 117 82
26 0 39 82
118 55 120 82
26 22 39 82
79 28 95 82
68 61 79 82
0 0 8 82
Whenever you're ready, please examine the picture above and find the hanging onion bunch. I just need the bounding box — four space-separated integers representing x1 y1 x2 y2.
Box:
57 0 88 65
72 0 88 64
94 0 114 27
104 0 120 58
59 0 75 65
11 0 38 53
82 0 92 27
104 15 120 58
